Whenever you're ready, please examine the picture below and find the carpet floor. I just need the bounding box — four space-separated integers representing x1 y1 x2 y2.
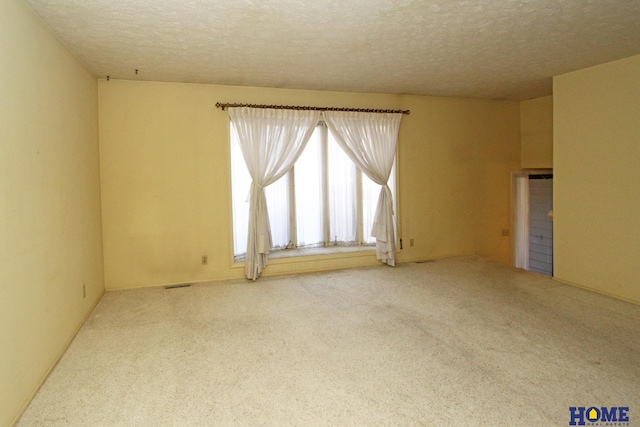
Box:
18 256 640 426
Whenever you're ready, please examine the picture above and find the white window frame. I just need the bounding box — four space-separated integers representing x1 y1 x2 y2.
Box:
230 121 398 261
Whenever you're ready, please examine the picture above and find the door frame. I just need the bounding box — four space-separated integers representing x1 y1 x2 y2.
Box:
511 169 553 270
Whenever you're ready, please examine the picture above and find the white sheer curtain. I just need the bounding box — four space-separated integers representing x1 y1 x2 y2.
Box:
328 132 357 244
228 107 320 280
362 164 396 245
323 111 402 266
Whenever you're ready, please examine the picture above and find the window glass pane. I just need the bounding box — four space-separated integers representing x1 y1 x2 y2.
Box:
230 128 250 257
362 174 380 244
295 129 323 247
328 131 357 244
265 174 290 249
389 161 397 241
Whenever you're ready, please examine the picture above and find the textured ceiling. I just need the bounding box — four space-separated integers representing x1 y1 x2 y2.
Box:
24 0 640 100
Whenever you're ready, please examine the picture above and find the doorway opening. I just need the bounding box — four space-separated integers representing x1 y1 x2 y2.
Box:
512 171 553 276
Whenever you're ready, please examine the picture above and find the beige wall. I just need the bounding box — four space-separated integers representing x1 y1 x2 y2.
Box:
99 80 520 290
554 54 640 304
0 0 104 425
521 95 553 169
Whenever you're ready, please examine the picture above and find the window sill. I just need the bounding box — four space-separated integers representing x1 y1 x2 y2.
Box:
270 245 375 259
233 245 376 266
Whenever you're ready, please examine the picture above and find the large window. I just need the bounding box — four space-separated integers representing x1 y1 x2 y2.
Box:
231 122 396 259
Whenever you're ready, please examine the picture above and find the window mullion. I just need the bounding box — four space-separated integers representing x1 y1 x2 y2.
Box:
356 169 363 245
321 124 330 247
288 169 297 249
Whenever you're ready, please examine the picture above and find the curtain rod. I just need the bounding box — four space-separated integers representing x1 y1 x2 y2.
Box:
215 102 410 115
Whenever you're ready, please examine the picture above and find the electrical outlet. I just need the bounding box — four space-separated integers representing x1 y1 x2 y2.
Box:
202 255 208 265
501 229 510 237
410 238 414 247
82 284 86 299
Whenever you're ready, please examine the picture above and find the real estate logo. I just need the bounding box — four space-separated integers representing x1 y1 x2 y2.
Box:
569 406 629 426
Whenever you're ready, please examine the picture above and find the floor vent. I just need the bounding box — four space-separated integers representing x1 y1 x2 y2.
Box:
415 260 435 264
165 283 191 290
